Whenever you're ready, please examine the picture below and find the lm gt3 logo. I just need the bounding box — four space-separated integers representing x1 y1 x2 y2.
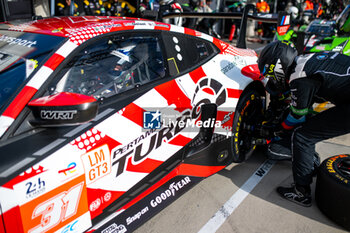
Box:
41 110 77 120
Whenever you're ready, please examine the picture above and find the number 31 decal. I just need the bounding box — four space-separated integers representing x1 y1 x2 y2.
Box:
29 182 84 233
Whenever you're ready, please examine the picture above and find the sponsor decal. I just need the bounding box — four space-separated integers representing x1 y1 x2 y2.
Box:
5 166 46 189
326 155 349 184
335 173 349 184
20 177 88 233
52 27 63 33
29 182 84 233
316 54 328 60
154 23 170 28
332 46 343 52
110 76 228 180
221 62 235 74
25 177 46 199
221 111 234 125
101 223 127 233
124 22 155 27
81 144 111 184
112 128 164 178
41 110 77 120
58 162 77 176
143 111 161 129
277 25 290 36
267 64 275 74
0 34 37 47
112 129 156 156
277 15 290 36
90 198 101 212
95 176 197 233
26 59 38 78
95 177 203 233
126 206 149 225
234 96 252 154
92 24 122 32
150 176 191 208
112 116 197 178
112 77 228 178
61 220 78 233
89 192 112 212
105 191 112 201
315 45 325 50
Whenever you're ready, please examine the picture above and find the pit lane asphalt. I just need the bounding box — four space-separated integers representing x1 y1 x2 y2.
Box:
134 40 350 233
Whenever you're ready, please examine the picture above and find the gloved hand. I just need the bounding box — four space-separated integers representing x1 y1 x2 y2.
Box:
264 92 291 125
259 120 293 142
271 126 292 142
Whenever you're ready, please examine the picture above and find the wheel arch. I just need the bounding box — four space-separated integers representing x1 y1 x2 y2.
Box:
240 80 266 100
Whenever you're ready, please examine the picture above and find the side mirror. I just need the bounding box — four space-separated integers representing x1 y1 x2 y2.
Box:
28 92 98 127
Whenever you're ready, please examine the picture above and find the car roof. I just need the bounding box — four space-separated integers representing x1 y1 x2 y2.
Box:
0 16 145 36
0 16 211 46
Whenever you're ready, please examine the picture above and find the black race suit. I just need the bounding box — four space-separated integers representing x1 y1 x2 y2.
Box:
285 52 350 186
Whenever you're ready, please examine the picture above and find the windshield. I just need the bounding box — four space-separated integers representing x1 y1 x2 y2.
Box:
306 20 336 36
0 30 65 110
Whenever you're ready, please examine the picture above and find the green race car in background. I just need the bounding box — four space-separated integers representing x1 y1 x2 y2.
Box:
275 5 350 55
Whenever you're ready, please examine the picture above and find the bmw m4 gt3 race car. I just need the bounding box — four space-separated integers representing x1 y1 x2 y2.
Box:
0 16 265 233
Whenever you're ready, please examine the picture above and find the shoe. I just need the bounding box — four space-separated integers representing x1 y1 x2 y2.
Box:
276 184 312 207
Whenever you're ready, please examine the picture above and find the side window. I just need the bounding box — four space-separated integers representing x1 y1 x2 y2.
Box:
162 32 218 76
51 34 165 99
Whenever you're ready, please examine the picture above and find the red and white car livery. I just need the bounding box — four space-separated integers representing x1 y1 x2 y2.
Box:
0 16 265 233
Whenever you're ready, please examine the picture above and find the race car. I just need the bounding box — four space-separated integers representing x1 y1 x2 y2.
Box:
0 15 265 233
275 5 350 55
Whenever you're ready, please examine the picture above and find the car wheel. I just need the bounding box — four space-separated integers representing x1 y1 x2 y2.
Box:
231 89 265 163
315 154 350 230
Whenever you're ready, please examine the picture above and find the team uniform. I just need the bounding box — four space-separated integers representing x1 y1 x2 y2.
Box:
258 41 350 207
285 52 350 187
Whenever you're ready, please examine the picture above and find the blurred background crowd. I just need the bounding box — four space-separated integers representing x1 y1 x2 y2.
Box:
54 0 345 20
50 0 349 39
1 0 349 41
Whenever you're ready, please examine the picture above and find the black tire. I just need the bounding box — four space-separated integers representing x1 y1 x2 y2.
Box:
231 89 265 162
316 154 350 230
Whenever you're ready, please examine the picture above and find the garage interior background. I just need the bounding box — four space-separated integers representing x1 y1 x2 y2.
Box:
0 0 268 37
0 0 50 21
